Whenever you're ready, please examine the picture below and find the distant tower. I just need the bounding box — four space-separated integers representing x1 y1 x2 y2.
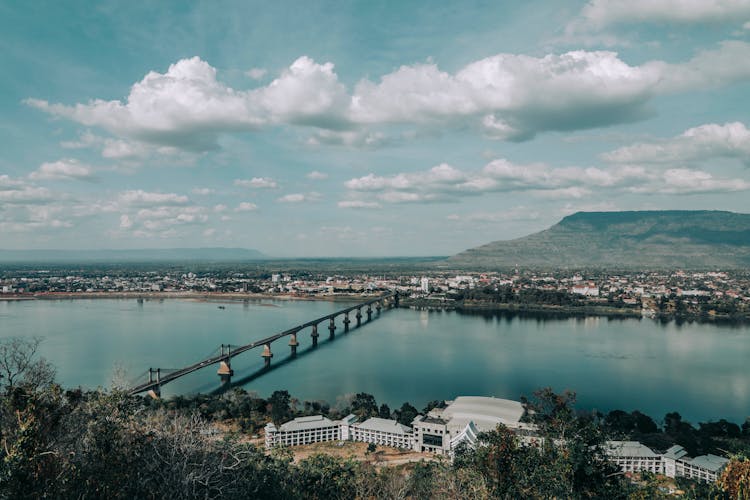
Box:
420 277 430 294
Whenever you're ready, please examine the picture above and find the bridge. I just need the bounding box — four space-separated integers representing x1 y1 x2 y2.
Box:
128 291 399 397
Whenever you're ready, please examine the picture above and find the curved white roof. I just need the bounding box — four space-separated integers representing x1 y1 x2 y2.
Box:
442 396 525 433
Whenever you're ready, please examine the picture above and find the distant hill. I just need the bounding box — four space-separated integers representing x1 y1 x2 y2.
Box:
446 210 750 269
0 247 267 263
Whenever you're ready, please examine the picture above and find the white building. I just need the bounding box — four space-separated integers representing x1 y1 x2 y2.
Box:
350 417 414 449
264 414 355 448
663 445 729 482
420 277 430 294
412 396 531 455
605 441 664 474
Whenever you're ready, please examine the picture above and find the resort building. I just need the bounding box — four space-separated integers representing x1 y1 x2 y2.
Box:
605 441 664 474
264 414 356 448
349 417 414 449
412 396 532 455
663 445 729 482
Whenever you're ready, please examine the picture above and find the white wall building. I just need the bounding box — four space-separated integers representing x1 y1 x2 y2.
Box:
264 414 355 448
605 441 664 474
350 417 414 449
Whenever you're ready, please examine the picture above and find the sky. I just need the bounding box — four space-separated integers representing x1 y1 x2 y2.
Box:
2 0 750 257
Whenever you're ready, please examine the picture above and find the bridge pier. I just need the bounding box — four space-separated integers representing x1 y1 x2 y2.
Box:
311 324 319 347
147 368 161 398
289 331 299 356
217 344 234 384
356 308 362 327
394 291 399 307
376 301 382 314
343 312 351 332
367 305 372 322
262 342 273 368
328 317 336 339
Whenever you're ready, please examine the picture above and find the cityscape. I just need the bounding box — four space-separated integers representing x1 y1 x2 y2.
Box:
2 0 750 498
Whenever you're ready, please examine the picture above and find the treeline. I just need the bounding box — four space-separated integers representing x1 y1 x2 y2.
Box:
2 338 749 499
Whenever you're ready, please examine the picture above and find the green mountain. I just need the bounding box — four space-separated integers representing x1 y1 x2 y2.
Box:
0 247 267 263
446 210 750 269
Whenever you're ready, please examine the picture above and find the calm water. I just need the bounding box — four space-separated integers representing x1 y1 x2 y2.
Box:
1 298 748 424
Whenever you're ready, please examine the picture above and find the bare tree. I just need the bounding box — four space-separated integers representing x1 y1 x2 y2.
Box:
0 336 56 391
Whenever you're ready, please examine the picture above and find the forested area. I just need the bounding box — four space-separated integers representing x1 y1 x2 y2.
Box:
1 337 748 499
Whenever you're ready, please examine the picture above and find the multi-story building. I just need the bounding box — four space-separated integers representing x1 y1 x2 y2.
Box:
663 445 729 482
349 417 414 449
264 414 356 448
605 441 664 474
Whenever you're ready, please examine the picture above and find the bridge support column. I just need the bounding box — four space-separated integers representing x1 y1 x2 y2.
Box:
311 324 319 347
394 291 399 307
343 312 351 332
367 305 372 322
217 345 234 384
262 343 273 368
328 318 336 339
376 301 382 314
356 308 362 327
289 332 299 356
147 368 161 399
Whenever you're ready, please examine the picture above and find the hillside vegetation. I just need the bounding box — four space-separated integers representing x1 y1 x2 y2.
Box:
447 211 750 269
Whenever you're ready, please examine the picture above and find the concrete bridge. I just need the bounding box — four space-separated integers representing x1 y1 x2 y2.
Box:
128 291 398 397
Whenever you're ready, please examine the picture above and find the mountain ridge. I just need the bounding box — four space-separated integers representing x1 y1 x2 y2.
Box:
446 210 750 269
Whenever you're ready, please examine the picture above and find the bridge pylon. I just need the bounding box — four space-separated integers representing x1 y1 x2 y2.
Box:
147 368 161 398
288 331 300 356
343 312 351 332
356 307 362 327
262 342 273 368
328 317 336 339
311 324 319 346
366 305 372 322
217 344 234 384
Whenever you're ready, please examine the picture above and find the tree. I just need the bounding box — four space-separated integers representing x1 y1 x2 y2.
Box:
350 393 378 420
268 390 291 424
0 336 55 392
394 402 418 426
717 456 750 499
378 403 391 419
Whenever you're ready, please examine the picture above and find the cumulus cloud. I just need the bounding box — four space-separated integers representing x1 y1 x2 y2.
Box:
277 192 322 203
235 202 258 212
26 43 750 148
245 67 267 80
572 0 750 30
603 121 750 165
342 157 749 205
192 187 215 195
337 200 382 209
234 177 278 189
306 170 328 180
118 190 189 206
29 159 94 181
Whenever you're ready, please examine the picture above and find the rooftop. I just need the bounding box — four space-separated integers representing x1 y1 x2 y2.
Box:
664 444 689 460
606 441 660 458
354 417 412 435
687 454 730 472
278 415 337 432
442 396 525 432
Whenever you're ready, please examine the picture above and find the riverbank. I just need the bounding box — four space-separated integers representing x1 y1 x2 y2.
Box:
0 291 371 303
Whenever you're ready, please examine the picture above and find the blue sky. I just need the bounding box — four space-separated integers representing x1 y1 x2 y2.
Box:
2 0 750 257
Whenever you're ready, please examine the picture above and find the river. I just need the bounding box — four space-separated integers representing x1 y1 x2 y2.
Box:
1 298 748 424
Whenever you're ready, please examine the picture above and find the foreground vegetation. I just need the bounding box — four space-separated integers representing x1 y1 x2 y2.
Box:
1 337 748 499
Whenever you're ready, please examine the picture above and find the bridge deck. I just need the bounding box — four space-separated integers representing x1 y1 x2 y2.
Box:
128 292 395 395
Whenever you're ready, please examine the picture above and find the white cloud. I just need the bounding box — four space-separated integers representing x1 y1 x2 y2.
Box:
245 67 267 80
573 0 750 30
337 200 382 209
118 190 189 206
235 202 258 212
447 207 541 223
29 159 94 181
306 170 328 180
603 121 750 165
26 43 750 148
277 192 322 203
234 177 279 189
306 129 388 148
192 187 215 195
213 204 227 212
343 157 748 205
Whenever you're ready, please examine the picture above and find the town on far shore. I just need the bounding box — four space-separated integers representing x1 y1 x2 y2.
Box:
2 266 750 322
